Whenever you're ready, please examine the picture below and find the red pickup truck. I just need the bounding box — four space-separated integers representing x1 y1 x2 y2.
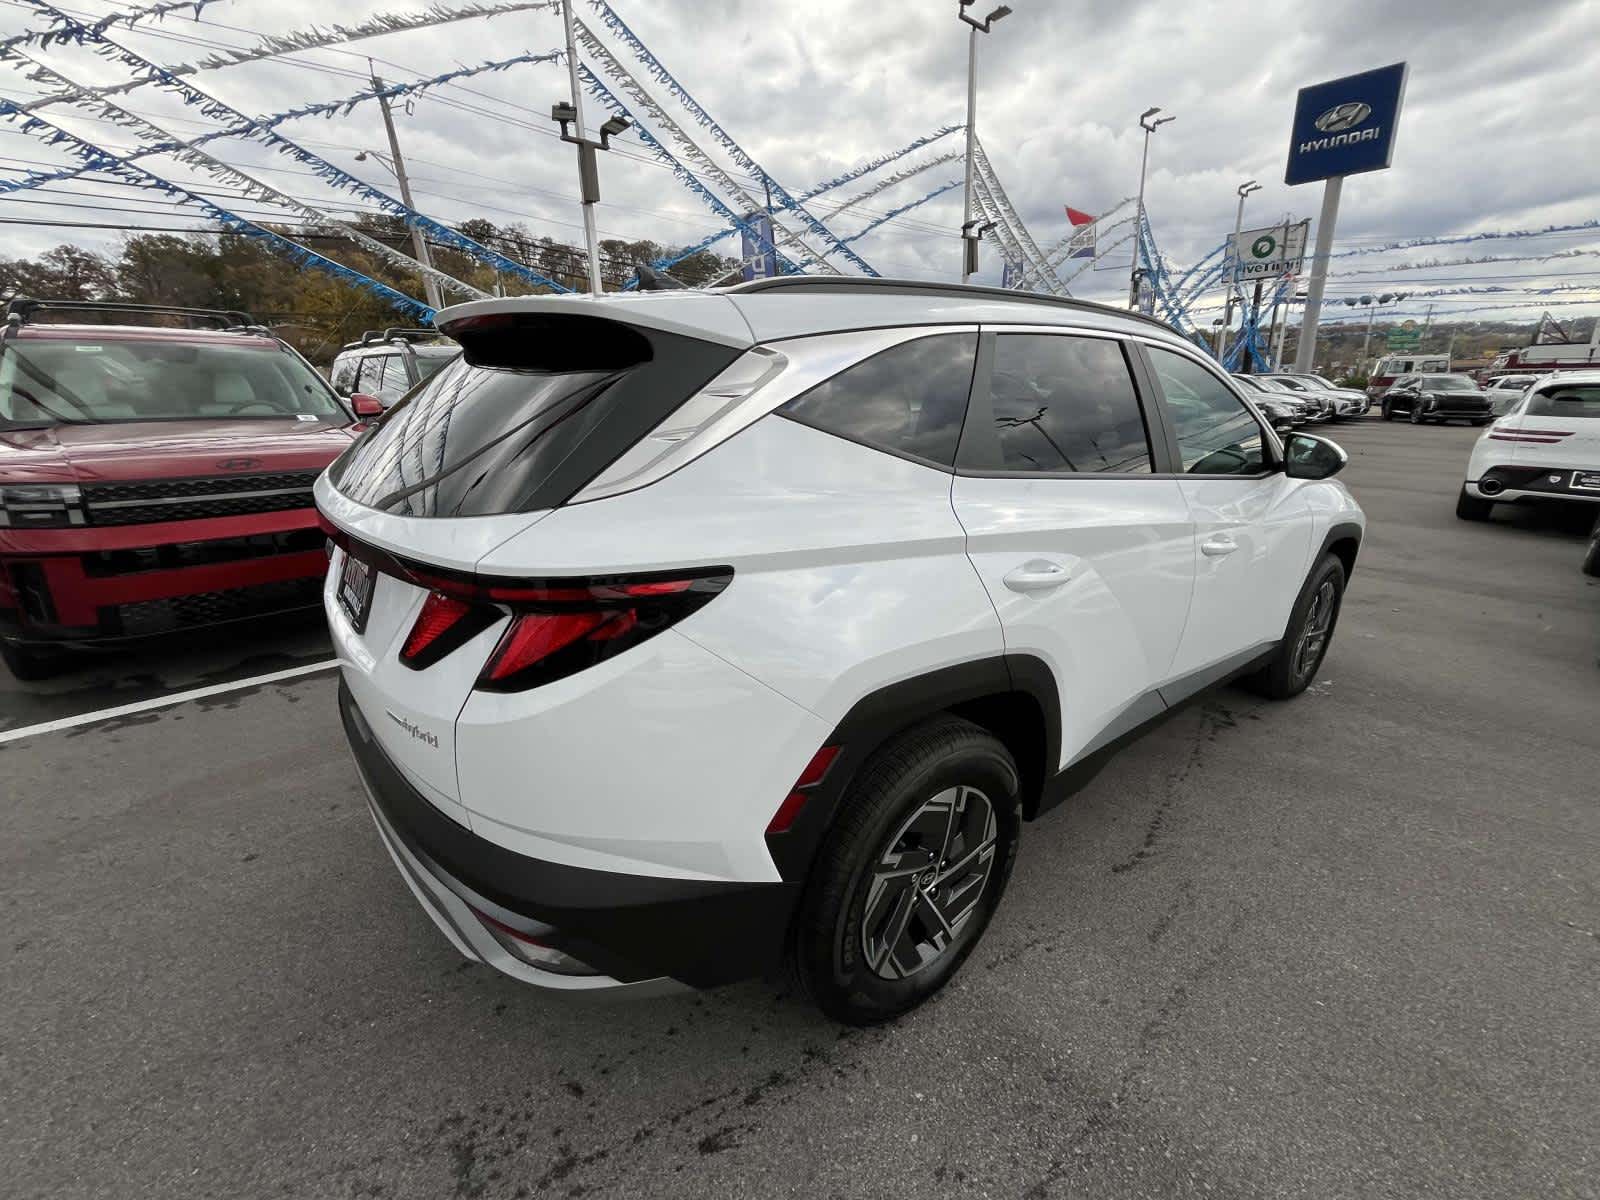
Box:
0 299 380 679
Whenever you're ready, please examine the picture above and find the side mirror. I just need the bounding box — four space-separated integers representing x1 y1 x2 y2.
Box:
1283 432 1347 480
350 392 384 417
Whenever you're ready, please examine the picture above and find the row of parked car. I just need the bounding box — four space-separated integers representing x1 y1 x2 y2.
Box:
1230 372 1370 430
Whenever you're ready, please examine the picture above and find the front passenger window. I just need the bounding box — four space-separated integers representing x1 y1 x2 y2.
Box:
1147 347 1268 476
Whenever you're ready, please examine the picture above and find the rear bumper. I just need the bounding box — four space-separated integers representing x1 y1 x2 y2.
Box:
0 508 327 646
1467 465 1600 504
340 679 800 991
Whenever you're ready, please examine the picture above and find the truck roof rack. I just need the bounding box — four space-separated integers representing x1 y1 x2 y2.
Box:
2 296 257 330
723 276 1177 335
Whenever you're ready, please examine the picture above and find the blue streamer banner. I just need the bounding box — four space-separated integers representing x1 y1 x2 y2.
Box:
0 51 560 197
0 100 432 321
23 1 571 294
584 0 877 276
838 180 961 248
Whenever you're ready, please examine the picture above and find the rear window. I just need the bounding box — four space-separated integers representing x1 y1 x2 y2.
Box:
328 313 740 517
1526 386 1600 419
0 337 343 426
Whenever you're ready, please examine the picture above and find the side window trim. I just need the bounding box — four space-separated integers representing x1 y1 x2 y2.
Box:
957 327 1176 478
1131 338 1283 477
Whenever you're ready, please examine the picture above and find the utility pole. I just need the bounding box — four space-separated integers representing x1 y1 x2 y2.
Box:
561 0 602 292
1421 301 1434 347
1358 299 1378 371
957 2 1011 283
371 69 443 314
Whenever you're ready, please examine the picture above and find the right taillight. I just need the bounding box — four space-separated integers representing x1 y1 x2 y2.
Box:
391 559 732 690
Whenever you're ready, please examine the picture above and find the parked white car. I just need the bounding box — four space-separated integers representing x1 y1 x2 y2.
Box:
1482 373 1540 415
1459 370 1600 520
317 279 1365 1023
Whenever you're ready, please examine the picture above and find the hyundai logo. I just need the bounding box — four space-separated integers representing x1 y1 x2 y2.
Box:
1315 101 1372 133
216 456 263 471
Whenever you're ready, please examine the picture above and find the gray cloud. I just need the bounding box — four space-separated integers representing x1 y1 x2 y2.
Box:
2 0 1595 323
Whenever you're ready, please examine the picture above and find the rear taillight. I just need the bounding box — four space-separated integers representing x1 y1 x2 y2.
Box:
391 559 732 690
399 590 498 670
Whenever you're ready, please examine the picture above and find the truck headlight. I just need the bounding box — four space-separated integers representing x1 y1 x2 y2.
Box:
0 483 85 528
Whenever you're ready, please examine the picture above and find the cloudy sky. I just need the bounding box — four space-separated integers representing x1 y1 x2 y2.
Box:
3 0 1598 332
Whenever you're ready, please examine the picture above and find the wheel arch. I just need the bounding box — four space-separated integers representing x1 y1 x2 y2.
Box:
764 654 1062 882
1321 520 1363 581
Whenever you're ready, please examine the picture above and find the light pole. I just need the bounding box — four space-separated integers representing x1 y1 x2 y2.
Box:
364 74 443 315
1218 180 1259 355
1129 106 1175 310
554 0 628 293
957 1 1011 283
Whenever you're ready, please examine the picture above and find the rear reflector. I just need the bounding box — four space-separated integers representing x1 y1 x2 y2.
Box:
766 745 841 835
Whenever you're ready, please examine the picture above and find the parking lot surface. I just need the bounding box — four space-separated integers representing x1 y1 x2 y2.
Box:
4 419 1597 1199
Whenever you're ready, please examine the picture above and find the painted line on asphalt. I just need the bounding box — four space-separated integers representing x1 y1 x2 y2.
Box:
0 660 339 746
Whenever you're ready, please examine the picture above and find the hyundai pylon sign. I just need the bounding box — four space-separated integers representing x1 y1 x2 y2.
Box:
1285 62 1408 186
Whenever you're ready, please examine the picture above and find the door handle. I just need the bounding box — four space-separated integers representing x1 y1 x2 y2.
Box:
1200 534 1239 558
1003 560 1071 593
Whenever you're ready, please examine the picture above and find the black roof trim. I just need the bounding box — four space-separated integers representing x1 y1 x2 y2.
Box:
3 296 256 330
724 276 1177 335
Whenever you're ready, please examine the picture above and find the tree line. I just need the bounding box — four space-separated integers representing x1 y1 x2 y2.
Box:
0 215 740 363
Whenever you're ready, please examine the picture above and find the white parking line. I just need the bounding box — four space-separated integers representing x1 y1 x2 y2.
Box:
0 660 339 746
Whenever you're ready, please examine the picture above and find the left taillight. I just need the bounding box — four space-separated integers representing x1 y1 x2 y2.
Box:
394 564 732 691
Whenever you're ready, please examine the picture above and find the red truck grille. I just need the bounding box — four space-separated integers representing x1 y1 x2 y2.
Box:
80 470 322 527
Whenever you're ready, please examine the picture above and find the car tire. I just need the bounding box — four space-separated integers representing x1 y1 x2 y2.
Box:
1 640 60 681
1409 404 1425 425
1455 487 1494 522
1582 511 1600 578
1472 418 1491 426
1242 553 1346 701
792 715 1020 1026
1381 401 1393 421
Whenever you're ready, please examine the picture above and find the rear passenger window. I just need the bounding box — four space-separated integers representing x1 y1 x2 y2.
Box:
1147 347 1268 475
779 333 977 468
978 334 1152 473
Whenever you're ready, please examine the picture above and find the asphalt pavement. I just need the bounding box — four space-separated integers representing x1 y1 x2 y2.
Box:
3 417 1597 1199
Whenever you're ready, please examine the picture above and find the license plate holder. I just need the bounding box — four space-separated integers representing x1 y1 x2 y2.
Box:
1572 471 1600 492
338 552 376 632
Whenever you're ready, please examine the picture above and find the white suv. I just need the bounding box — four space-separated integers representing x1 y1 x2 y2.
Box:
316 279 1365 1023
1459 370 1600 520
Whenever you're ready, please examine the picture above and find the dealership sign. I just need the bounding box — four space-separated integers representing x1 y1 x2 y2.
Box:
1284 62 1408 186
1232 221 1310 281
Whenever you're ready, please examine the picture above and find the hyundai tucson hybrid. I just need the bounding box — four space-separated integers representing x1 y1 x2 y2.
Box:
0 298 370 679
1458 370 1600 521
318 279 1364 1024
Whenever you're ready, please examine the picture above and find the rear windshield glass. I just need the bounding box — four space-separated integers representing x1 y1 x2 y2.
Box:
328 315 739 517
0 337 343 426
1526 386 1600 419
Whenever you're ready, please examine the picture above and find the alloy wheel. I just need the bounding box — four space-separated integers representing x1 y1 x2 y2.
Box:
1293 580 1338 680
859 785 998 981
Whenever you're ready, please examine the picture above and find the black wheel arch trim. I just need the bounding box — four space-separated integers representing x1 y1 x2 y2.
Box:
764 653 1062 881
1319 520 1363 580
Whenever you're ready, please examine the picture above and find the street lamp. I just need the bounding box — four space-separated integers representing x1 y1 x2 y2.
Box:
1218 179 1260 354
1129 105 1176 310
552 0 631 293
956 1 1012 283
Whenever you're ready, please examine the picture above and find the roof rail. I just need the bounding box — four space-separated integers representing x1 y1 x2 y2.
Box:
2 297 256 329
724 276 1177 334
353 326 440 349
